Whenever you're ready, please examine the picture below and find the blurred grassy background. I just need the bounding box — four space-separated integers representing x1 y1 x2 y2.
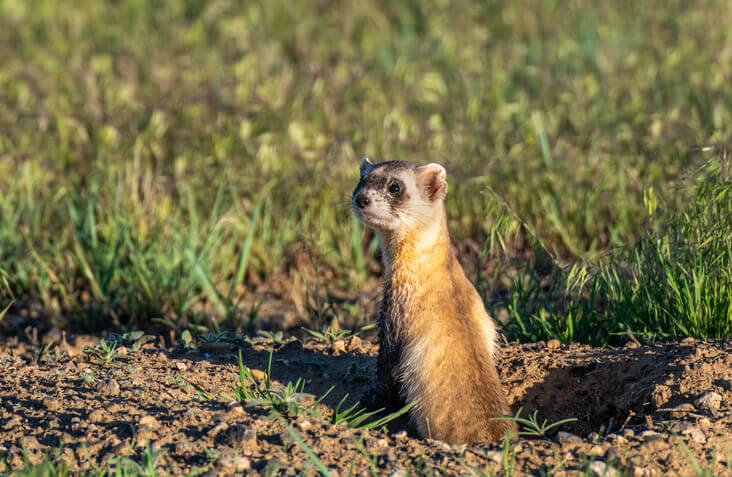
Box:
0 0 730 343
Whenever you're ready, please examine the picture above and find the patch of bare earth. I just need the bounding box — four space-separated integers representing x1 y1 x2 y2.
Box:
1 336 730 476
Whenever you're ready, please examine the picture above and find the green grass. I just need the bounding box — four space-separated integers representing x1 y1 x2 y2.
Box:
0 0 730 343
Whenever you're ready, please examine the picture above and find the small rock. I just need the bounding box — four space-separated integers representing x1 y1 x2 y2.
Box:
331 340 347 354
557 431 583 444
684 428 706 444
697 417 712 430
483 450 503 464
139 415 160 430
174 362 187 371
640 430 658 439
297 420 313 432
394 430 408 441
680 337 695 345
376 438 389 447
117 347 128 357
694 392 722 411
591 461 620 477
389 470 407 477
546 339 561 350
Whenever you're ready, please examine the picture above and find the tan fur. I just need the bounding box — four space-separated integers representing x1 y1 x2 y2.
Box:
353 160 511 444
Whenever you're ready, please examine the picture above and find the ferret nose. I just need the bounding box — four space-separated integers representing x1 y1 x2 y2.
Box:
355 193 370 209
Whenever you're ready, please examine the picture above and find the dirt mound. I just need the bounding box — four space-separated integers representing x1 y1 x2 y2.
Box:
0 336 730 475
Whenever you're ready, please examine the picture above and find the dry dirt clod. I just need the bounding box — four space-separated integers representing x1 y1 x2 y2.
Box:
89 409 106 423
95 379 121 396
139 415 161 430
694 391 722 410
556 431 583 445
589 445 605 456
667 402 695 417
18 436 41 451
331 340 347 355
348 336 363 353
208 421 229 439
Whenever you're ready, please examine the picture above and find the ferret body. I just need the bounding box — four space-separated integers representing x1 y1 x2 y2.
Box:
352 158 511 444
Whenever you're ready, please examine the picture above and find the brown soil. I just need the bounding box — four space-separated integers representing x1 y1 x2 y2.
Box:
1 336 730 476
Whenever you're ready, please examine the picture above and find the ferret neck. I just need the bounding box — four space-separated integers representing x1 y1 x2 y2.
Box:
379 212 451 274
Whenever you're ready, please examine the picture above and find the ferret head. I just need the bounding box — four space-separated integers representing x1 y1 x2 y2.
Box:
351 158 448 233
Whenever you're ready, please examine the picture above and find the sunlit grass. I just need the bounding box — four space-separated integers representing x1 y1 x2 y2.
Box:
0 0 730 342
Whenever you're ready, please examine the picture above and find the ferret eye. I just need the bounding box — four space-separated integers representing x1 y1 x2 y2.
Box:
388 181 401 196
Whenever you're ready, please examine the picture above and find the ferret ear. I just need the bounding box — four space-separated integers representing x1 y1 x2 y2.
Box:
360 157 373 176
416 163 448 201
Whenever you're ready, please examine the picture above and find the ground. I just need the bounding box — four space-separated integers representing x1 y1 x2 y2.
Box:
2 335 730 476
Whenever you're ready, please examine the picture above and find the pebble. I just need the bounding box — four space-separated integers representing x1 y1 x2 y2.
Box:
546 339 561 350
394 430 408 441
694 392 722 411
590 461 619 477
683 427 706 444
556 431 583 444
484 450 503 464
174 362 187 371
297 420 313 432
